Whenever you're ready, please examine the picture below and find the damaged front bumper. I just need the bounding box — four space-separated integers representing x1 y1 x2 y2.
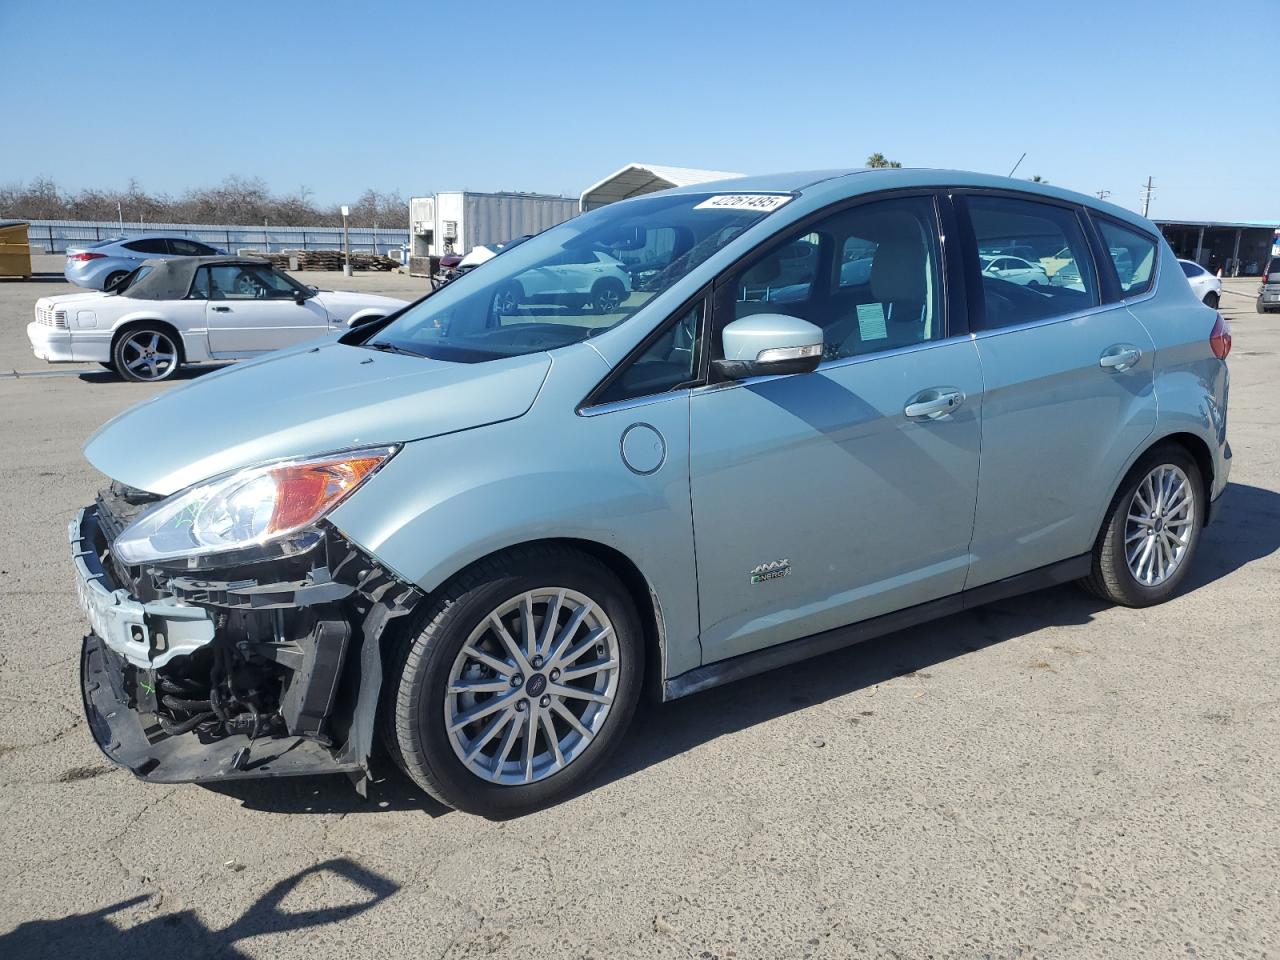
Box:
71 500 419 785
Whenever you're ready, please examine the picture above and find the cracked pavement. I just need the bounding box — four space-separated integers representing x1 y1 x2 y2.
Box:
0 269 1277 958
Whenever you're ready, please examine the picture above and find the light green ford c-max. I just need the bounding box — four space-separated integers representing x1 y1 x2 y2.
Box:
71 169 1231 815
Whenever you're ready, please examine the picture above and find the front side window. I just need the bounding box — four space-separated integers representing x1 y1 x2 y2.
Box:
967 195 1098 329
593 300 703 405
207 264 300 300
123 238 171 255
1097 219 1157 296
369 192 783 363
170 238 209 256
728 196 943 360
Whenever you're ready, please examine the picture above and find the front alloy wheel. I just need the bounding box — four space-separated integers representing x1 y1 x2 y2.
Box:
445 589 619 785
384 545 643 816
113 327 181 382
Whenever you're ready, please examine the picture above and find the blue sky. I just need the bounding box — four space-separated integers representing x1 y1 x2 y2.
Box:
2 0 1276 221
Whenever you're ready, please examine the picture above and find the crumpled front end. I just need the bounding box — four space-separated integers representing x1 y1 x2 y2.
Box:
73 484 420 785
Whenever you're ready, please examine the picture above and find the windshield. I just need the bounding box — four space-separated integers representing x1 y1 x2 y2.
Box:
370 192 787 362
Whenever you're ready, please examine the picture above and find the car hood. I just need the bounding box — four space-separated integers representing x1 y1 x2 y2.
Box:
84 341 552 495
42 290 108 308
312 290 408 312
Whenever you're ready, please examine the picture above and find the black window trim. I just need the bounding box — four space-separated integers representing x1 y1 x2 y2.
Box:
707 187 960 378
952 187 1106 332
1085 209 1161 301
578 284 712 414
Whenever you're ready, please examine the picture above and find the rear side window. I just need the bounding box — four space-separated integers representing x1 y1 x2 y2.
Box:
1097 219 1157 296
966 195 1098 330
1180 261 1204 278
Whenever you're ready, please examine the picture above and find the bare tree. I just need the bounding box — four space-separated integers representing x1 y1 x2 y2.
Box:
0 176 407 228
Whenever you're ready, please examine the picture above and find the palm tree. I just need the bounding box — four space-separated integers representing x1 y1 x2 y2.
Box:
865 153 902 169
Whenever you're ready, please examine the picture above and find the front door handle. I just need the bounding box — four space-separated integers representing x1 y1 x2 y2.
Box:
904 388 964 420
1100 344 1141 371
211 305 232 312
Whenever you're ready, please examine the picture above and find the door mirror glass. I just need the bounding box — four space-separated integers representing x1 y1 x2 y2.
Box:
713 313 823 379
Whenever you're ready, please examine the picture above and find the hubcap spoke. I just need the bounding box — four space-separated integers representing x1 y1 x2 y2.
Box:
445 588 619 785
1124 463 1195 588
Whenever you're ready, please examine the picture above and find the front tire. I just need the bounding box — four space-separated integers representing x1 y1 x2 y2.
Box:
384 545 644 816
591 279 625 315
112 326 182 382
1081 445 1204 606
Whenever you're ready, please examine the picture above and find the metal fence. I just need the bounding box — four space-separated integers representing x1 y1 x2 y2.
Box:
23 219 410 256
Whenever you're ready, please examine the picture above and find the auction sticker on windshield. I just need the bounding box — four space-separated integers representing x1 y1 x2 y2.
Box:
694 194 793 212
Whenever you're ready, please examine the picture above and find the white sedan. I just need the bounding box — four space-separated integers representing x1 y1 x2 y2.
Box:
28 256 408 382
1178 259 1222 308
981 254 1049 287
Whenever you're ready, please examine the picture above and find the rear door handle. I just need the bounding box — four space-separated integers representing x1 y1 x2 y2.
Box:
211 305 232 312
904 388 964 420
1100 344 1141 371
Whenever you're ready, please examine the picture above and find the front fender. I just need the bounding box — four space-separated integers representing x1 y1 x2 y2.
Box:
327 345 702 679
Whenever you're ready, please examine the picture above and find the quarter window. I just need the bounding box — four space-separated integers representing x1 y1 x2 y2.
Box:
967 195 1098 329
728 197 943 360
1097 219 1157 296
593 300 703 405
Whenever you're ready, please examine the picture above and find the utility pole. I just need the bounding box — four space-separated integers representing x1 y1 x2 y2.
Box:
116 201 124 234
1140 177 1154 217
1096 189 1111 200
341 205 352 276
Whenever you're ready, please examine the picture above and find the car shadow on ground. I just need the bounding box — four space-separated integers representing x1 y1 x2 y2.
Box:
76 362 232 384
0 858 398 959
206 482 1280 820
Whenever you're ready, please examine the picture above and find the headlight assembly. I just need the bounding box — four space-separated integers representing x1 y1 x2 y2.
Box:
113 446 397 565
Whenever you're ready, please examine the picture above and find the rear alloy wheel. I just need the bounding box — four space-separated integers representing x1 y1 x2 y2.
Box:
385 546 643 816
591 279 624 315
1082 446 1204 606
112 327 181 382
103 270 130 291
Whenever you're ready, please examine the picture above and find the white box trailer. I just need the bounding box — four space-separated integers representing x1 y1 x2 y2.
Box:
434 191 578 256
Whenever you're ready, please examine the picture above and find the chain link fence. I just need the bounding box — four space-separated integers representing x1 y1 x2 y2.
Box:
23 220 409 256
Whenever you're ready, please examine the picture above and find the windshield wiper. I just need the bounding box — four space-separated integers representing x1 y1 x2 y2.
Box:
365 340 426 358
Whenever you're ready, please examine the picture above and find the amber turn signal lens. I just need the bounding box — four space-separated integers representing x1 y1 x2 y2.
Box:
268 456 384 534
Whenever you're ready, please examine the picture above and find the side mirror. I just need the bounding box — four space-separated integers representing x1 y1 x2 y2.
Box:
294 289 311 304
712 314 823 380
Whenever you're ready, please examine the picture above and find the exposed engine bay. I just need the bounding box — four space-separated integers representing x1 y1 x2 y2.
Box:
77 482 420 786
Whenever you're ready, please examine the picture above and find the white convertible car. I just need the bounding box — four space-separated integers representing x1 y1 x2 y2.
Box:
28 256 408 382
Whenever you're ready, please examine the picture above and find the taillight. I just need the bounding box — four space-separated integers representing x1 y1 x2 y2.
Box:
68 252 106 262
1210 312 1232 360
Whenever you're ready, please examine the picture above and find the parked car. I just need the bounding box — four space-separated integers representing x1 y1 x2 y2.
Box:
981 254 1049 286
64 235 226 290
29 256 406 382
70 171 1230 816
1257 256 1280 313
497 248 633 314
1178 259 1222 307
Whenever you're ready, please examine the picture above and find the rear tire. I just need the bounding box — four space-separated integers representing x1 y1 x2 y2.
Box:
103 271 130 291
1203 291 1219 309
1081 445 1204 607
383 545 644 817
